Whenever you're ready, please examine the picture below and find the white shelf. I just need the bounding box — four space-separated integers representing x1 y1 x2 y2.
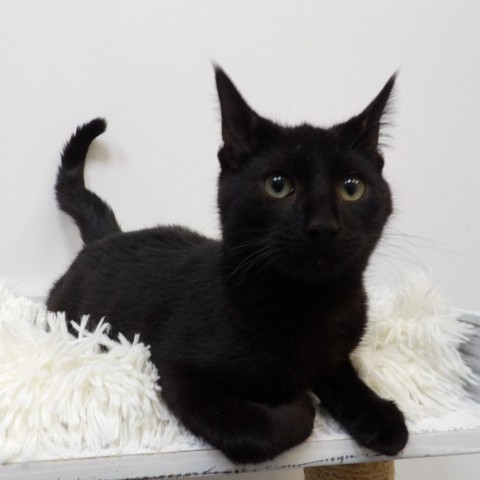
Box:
2 425 480 479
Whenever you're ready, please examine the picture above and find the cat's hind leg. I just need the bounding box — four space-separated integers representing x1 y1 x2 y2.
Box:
161 375 315 464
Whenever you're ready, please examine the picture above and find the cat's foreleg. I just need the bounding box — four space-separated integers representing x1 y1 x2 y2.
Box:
160 375 315 464
313 360 408 455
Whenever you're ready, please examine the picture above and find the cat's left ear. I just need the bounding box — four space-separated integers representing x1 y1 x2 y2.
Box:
337 74 396 154
215 66 265 169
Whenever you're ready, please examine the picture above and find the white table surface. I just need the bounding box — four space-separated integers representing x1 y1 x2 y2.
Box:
2 412 480 480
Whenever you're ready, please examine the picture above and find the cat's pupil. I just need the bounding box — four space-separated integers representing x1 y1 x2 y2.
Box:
272 176 286 193
344 178 359 196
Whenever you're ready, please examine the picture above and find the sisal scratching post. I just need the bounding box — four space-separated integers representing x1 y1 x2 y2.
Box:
304 461 395 480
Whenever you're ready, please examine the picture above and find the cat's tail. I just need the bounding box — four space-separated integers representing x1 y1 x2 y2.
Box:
56 118 121 244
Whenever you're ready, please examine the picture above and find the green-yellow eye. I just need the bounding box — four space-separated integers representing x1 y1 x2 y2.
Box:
337 176 366 202
264 174 294 199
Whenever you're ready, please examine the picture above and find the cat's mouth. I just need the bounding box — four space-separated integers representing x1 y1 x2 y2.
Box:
276 233 371 280
273 246 349 281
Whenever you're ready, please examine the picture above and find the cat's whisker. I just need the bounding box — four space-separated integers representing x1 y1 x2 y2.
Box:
232 244 286 285
374 229 454 269
257 249 284 279
223 238 271 255
381 231 444 250
239 252 274 283
381 226 468 255
374 249 426 270
368 256 406 284
222 243 277 284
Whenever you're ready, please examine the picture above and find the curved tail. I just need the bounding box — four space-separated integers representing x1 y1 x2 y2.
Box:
56 118 121 244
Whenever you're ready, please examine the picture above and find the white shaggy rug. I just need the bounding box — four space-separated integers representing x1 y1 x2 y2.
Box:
0 272 478 464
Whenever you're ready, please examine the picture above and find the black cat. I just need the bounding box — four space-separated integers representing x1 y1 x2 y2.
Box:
47 67 408 463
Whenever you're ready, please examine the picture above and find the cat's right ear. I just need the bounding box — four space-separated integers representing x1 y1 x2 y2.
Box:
215 66 262 169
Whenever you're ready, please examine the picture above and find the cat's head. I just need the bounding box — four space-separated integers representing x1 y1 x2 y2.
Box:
215 67 394 282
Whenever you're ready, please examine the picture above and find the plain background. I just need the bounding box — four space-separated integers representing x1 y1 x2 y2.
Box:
1 1 479 478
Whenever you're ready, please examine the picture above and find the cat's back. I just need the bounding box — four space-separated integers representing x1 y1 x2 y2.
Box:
62 224 215 276
47 225 220 334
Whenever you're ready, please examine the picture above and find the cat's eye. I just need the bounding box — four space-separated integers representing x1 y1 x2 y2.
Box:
264 174 294 199
337 176 366 202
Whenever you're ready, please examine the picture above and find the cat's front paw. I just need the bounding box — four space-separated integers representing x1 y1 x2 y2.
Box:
347 399 408 456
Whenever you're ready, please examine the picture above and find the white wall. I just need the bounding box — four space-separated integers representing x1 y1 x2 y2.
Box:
1 1 479 478
1 0 479 308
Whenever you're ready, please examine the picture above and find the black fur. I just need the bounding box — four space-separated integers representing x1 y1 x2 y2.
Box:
55 118 121 244
47 68 408 463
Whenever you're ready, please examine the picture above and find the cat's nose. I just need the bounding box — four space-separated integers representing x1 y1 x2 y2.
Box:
306 219 340 238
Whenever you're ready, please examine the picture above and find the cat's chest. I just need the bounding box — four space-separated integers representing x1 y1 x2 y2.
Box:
227 337 309 403
227 309 357 402
237 293 365 390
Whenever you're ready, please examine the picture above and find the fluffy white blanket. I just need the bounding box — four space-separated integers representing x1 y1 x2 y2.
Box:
0 273 478 464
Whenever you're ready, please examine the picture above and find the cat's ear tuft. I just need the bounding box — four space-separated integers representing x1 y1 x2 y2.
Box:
215 66 261 169
339 73 397 153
